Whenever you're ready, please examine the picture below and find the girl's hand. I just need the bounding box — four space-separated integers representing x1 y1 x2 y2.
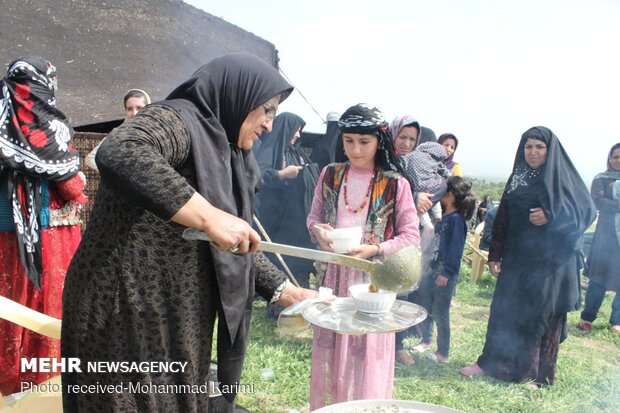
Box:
435 275 449 287
312 224 335 252
348 244 381 259
529 207 548 226
488 261 501 278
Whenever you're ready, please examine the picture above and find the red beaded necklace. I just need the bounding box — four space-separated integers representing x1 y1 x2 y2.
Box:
342 165 376 214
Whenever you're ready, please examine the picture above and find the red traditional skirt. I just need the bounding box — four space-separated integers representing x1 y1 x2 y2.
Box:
0 225 81 395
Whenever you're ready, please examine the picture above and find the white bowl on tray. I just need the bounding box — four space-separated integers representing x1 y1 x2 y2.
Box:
348 283 397 314
324 226 363 254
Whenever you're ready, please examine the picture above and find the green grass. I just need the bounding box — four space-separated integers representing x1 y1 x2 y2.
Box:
235 265 620 413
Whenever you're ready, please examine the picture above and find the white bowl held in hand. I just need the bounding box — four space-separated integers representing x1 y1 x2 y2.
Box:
325 226 363 254
348 283 397 314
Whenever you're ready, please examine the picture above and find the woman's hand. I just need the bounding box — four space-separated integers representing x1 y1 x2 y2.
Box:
172 192 260 253
416 192 433 214
204 208 261 253
348 244 381 259
435 275 449 287
488 260 501 278
529 207 548 226
55 172 89 204
312 224 335 252
279 165 303 180
277 284 319 307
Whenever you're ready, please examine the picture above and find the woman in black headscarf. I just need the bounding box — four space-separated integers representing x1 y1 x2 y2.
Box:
460 126 595 386
254 112 319 287
0 56 87 395
577 143 620 333
61 53 315 412
310 111 341 170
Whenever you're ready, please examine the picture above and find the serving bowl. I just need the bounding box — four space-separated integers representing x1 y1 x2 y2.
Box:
348 283 397 314
325 226 362 254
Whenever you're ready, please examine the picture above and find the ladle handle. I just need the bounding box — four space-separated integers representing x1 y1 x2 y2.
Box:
182 228 376 273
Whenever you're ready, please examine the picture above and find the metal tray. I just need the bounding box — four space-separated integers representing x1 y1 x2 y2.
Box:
312 399 464 413
301 298 427 335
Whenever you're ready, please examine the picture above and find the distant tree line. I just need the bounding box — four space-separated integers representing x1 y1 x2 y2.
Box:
468 178 506 204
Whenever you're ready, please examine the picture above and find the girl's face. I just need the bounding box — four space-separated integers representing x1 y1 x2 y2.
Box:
441 138 457 158
342 133 378 169
610 148 620 171
290 127 301 146
524 138 547 170
440 191 454 209
395 126 419 156
124 96 148 120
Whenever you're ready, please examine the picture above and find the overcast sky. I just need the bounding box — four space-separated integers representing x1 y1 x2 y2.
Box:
185 0 620 183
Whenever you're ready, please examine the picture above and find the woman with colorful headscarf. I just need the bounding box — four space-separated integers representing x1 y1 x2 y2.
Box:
390 115 421 157
0 56 87 395
61 53 316 412
438 133 463 176
577 143 620 334
389 115 438 216
306 103 420 409
460 127 595 387
254 112 319 287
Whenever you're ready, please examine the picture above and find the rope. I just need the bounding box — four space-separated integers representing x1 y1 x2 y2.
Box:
279 67 325 125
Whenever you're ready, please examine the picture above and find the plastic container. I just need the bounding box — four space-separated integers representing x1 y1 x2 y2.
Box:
348 283 396 314
324 226 363 254
277 287 334 336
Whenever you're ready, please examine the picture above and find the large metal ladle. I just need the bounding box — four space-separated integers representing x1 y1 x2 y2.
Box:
182 228 421 292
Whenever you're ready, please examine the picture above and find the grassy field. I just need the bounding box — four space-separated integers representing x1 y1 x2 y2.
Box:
235 266 620 413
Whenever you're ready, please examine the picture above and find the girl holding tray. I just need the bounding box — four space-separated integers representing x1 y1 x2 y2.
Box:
306 103 420 410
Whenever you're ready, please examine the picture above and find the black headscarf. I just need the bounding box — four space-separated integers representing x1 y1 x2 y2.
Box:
503 126 595 245
255 112 308 171
310 119 341 169
162 53 293 398
0 56 79 289
419 126 437 143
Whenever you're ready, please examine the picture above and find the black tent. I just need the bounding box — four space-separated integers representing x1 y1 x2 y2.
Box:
0 0 279 128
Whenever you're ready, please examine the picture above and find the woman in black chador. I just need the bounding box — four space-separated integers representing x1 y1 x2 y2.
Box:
460 126 595 386
577 143 620 333
254 112 319 287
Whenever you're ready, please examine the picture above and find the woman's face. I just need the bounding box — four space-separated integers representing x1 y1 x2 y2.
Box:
441 138 457 158
395 126 419 156
290 127 301 146
124 96 148 120
608 148 620 171
237 96 279 150
342 133 378 169
524 138 548 169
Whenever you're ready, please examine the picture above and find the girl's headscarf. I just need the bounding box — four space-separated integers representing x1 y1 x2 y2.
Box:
390 114 421 151
162 53 293 400
438 133 458 170
594 142 620 180
0 56 80 289
338 103 404 176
